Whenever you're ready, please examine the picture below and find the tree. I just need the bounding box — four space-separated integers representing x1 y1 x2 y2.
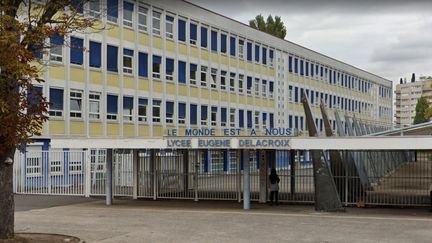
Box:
0 1 94 239
413 96 430 125
411 73 416 82
249 14 287 39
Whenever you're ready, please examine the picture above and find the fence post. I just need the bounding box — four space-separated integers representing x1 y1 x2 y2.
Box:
237 150 242 203
133 149 139 199
106 149 113 205
85 149 91 197
47 151 51 195
243 149 250 210
151 149 157 201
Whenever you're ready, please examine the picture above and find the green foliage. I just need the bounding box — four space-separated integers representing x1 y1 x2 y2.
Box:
413 96 430 124
249 14 287 39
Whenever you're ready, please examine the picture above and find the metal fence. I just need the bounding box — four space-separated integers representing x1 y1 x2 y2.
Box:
13 149 432 207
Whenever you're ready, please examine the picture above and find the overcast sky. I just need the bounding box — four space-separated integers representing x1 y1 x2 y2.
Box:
188 0 432 85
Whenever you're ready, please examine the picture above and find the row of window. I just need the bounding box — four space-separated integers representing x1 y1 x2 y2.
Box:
44 87 275 128
288 85 378 115
49 38 275 96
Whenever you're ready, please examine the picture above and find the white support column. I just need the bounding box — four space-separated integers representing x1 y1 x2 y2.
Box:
106 149 113 206
132 149 139 200
85 149 92 197
237 150 242 203
243 149 250 210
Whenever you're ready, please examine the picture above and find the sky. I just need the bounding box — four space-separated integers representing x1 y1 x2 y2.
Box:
188 0 432 85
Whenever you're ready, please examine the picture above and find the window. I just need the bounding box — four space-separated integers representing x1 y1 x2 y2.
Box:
70 90 82 118
221 71 227 90
210 68 218 89
89 92 100 119
190 22 197 45
220 33 227 54
70 37 83 65
262 113 267 129
152 55 161 79
89 0 100 17
89 41 101 68
178 102 186 124
50 34 63 62
254 44 260 63
211 30 218 52
107 45 118 72
49 88 63 117
254 111 260 129
123 48 133 74
238 110 244 128
269 81 274 98
165 58 174 81
190 104 197 125
178 19 186 42
238 74 244 93
107 94 118 120
238 39 244 59
69 157 82 174
190 63 197 85
123 96 133 121
288 85 293 101
166 101 174 123
300 60 304 76
262 47 267 65
305 62 309 76
138 98 148 122
138 5 148 31
288 56 293 72
247 110 252 128
49 154 63 175
178 61 186 84
221 107 227 127
201 105 207 125
200 66 207 87
152 99 161 122
152 11 161 35
270 113 274 128
201 26 208 48
211 106 217 126
262 80 266 97
71 0 84 14
246 76 252 95
123 1 133 27
138 52 148 77
229 72 235 92
26 156 41 176
229 108 236 127
294 57 298 74
230 36 236 56
107 0 118 23
254 78 260 96
246 42 252 61
165 15 174 39
269 49 274 67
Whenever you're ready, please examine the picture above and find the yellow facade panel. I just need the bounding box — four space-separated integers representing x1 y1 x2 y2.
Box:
49 120 65 135
179 43 187 55
166 83 176 95
139 34 149 46
153 37 163 50
89 122 103 137
190 47 198 57
211 91 218 100
230 94 237 102
256 99 262 107
247 63 254 72
107 25 120 38
153 125 163 137
153 81 163 93
166 40 175 52
201 50 209 60
123 124 135 137
70 121 85 135
230 58 237 67
190 87 199 98
202 89 209 99
139 125 150 137
107 73 120 87
255 65 261 73
211 53 218 63
247 98 254 106
239 60 245 70
263 67 268 76
179 85 187 96
124 76 135 89
221 56 227 65
90 70 103 84
239 96 245 104
138 79 150 91
107 123 120 137
49 66 66 80
70 67 85 82
124 29 135 42
221 93 228 102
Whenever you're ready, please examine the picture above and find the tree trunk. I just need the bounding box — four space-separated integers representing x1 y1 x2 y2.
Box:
0 148 15 239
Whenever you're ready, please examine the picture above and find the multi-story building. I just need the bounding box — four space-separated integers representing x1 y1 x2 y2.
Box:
395 77 432 127
30 0 392 149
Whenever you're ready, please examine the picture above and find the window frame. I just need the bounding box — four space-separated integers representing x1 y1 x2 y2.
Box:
89 91 101 120
70 89 83 118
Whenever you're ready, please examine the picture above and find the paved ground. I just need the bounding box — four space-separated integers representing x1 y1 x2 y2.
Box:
14 195 432 243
